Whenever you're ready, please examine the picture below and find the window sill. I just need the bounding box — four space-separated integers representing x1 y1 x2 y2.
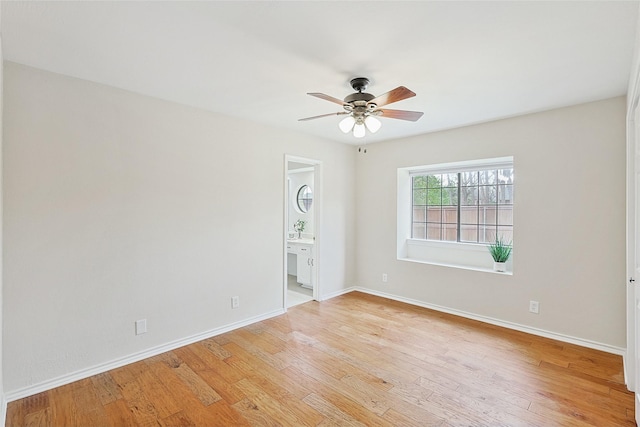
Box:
399 256 513 275
400 238 514 274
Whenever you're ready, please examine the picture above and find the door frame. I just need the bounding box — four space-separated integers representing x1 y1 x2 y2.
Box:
626 51 640 419
283 155 322 309
626 95 637 393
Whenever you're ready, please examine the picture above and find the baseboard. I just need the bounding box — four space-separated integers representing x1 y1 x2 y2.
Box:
5 308 285 402
319 285 357 301
352 287 626 356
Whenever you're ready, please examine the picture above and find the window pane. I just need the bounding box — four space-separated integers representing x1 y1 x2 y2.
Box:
413 189 427 205
497 226 513 242
426 207 442 222
460 186 478 205
442 187 458 205
460 206 477 223
499 185 514 204
497 206 513 225
461 171 478 186
442 173 458 187
479 185 497 205
409 163 513 247
413 176 428 189
460 224 478 242
427 188 442 205
479 206 496 225
498 168 514 184
479 169 497 185
412 223 426 239
427 224 442 240
443 206 458 223
427 174 442 189
443 223 458 242
479 225 497 244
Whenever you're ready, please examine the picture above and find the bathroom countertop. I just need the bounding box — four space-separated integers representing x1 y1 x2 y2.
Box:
287 238 314 245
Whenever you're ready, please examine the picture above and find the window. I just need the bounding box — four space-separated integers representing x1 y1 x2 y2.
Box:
397 157 514 272
411 167 514 243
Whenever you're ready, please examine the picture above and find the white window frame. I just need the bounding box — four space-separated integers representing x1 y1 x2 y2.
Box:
397 156 514 274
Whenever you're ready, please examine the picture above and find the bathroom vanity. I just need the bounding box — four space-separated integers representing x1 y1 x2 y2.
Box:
287 238 314 288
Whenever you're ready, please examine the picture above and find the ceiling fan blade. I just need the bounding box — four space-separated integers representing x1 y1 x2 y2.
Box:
368 86 416 108
308 93 347 106
298 112 348 121
377 109 424 122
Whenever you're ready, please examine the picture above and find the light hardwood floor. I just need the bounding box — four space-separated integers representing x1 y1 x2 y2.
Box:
6 292 635 426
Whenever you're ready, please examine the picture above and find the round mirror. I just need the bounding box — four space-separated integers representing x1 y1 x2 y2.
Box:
296 185 313 213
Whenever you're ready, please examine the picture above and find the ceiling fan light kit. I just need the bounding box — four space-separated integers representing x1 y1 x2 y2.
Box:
300 77 424 140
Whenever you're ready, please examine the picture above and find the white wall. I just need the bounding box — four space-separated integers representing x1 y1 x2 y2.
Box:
2 62 356 394
356 97 627 349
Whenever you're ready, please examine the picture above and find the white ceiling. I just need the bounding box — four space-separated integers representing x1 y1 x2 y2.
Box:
2 1 638 145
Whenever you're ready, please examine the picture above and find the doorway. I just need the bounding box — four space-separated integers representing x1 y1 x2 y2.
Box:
284 155 321 309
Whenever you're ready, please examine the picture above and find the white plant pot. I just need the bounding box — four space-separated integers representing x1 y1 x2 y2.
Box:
494 261 507 272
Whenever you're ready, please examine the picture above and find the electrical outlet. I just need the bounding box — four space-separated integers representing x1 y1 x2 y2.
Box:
231 296 240 309
382 273 388 283
135 319 147 335
529 300 540 314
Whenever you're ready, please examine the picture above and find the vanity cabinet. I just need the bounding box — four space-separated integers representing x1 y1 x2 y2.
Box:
287 240 314 288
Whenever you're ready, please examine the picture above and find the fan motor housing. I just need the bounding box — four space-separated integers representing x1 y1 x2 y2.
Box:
344 92 375 104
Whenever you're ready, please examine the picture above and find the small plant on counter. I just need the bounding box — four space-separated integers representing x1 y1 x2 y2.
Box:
294 219 306 238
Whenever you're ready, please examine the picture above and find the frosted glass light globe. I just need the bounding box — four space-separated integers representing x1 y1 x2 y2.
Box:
353 123 366 138
365 116 381 133
338 116 355 133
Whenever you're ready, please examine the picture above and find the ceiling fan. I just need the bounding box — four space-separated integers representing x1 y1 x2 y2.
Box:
299 77 424 138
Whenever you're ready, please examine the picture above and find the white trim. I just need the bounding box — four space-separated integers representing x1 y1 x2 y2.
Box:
319 286 357 302
1 396 6 427
284 155 322 310
4 308 285 402
351 287 626 356
403 238 514 274
625 13 640 396
399 256 513 276
288 166 314 174
406 156 513 176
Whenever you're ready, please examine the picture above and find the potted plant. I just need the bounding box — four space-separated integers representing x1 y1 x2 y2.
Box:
488 237 512 272
293 219 306 239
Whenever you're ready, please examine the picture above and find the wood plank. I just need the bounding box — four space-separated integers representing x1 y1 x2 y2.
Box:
23 407 51 427
282 365 396 427
158 410 194 427
302 393 366 427
172 361 222 406
171 346 239 405
91 373 123 406
147 360 231 426
234 378 321 426
46 387 79 427
231 398 281 427
70 380 110 427
103 399 138 427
